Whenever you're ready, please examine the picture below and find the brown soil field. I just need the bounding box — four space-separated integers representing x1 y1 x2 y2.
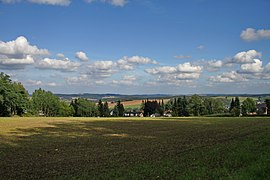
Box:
108 99 170 108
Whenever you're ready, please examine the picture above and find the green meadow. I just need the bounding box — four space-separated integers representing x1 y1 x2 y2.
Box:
0 117 269 179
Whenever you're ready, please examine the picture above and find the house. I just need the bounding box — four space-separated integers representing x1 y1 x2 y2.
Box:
256 103 268 115
150 113 161 117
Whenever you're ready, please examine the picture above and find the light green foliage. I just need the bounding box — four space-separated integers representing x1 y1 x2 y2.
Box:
32 88 61 116
242 98 256 116
58 101 74 117
71 98 98 117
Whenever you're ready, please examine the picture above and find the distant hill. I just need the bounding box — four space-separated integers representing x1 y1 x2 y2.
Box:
55 93 270 102
55 93 173 102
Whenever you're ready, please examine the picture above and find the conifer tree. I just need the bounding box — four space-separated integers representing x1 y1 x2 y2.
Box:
103 101 110 117
98 99 104 117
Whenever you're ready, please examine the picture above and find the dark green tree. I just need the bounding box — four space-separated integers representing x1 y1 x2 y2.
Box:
143 100 161 117
114 100 125 117
229 98 235 112
0 72 29 116
265 99 270 115
103 101 110 117
231 97 241 116
188 95 203 116
70 98 97 117
98 99 104 117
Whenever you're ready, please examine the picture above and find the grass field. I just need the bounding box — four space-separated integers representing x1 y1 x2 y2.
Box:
0 117 270 179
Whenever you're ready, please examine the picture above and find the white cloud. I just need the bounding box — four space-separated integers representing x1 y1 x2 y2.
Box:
177 62 202 73
206 60 223 71
85 0 127 7
145 63 202 75
67 74 88 85
145 62 202 84
240 28 270 42
122 75 136 81
0 36 49 59
240 59 263 73
145 66 177 75
117 56 157 70
91 60 114 70
117 59 134 70
209 71 247 83
75 51 89 62
176 73 200 80
26 79 59 87
112 75 137 85
264 63 270 72
36 58 80 72
87 60 116 78
47 82 58 87
28 0 71 6
0 55 34 67
57 53 65 59
232 50 261 64
26 79 43 86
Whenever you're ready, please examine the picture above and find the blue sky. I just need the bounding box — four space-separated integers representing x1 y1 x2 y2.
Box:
0 0 270 94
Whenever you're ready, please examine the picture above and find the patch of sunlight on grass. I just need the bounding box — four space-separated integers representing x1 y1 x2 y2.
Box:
103 133 129 138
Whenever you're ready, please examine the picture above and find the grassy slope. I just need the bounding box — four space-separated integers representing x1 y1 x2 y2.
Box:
0 117 269 179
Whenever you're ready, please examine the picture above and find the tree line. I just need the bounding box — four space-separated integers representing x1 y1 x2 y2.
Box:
143 95 269 117
1 72 269 117
0 73 125 117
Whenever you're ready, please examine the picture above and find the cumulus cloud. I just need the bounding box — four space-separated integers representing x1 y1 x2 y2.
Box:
209 71 247 83
176 73 200 80
87 60 116 78
0 55 34 68
146 63 202 75
240 28 270 42
75 51 89 62
26 79 59 87
116 56 158 70
28 0 71 6
145 62 202 85
112 75 137 85
56 53 65 59
240 59 263 73
145 66 177 75
36 58 80 72
177 62 202 73
206 60 223 71
26 79 43 86
85 0 127 7
66 74 88 85
232 50 261 64
0 36 49 59
264 63 270 73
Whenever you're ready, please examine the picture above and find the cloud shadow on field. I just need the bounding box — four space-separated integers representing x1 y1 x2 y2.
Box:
0 118 268 179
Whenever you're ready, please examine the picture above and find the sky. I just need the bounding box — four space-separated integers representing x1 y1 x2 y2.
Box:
0 0 270 94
